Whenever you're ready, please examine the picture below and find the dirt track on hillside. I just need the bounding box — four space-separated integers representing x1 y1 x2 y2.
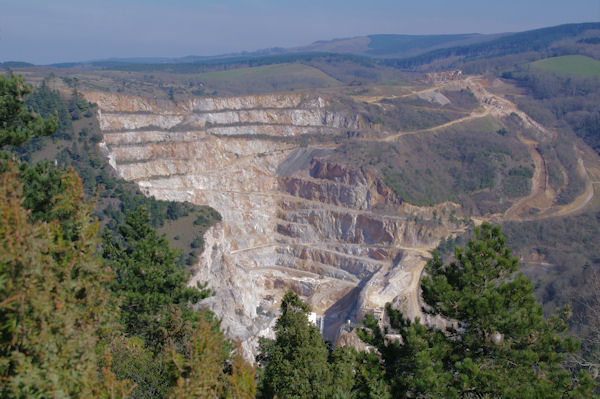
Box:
380 109 490 142
380 74 599 320
463 77 596 221
376 75 597 222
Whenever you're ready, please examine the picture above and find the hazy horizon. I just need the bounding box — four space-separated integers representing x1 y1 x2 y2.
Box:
1 0 598 64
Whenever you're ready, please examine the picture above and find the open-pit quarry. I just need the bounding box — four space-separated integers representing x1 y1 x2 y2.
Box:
84 75 598 358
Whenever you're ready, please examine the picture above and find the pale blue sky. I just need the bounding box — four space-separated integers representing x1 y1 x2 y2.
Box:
1 0 598 64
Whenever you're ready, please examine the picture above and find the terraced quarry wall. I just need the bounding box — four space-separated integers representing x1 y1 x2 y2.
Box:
86 76 598 358
86 90 465 357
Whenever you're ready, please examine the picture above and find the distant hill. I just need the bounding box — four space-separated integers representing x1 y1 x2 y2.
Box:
18 22 600 76
381 22 600 70
290 32 509 58
0 61 35 68
114 32 508 64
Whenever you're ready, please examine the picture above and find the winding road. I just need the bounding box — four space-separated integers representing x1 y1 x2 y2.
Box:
369 74 599 321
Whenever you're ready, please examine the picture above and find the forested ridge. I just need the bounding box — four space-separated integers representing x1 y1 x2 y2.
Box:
1 72 597 397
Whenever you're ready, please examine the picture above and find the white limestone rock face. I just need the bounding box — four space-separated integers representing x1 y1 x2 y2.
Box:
86 91 463 358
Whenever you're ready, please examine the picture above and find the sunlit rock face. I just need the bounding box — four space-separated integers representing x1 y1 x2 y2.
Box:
86 91 461 358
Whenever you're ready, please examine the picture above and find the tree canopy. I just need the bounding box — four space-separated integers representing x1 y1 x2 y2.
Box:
257 291 383 399
102 207 260 398
359 223 594 398
102 207 211 348
257 291 335 399
0 72 255 398
0 73 56 147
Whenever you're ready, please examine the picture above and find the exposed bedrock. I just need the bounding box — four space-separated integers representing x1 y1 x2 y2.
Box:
280 159 402 210
86 91 463 358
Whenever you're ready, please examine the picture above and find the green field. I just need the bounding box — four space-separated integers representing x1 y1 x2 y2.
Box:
530 55 600 77
192 63 342 92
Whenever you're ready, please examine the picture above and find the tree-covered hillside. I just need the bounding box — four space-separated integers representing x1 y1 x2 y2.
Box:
1 72 253 398
12 75 221 267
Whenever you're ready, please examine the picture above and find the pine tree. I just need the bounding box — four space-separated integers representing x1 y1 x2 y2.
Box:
102 207 211 351
168 311 229 399
257 291 332 398
103 208 258 398
0 166 129 397
227 342 258 399
0 72 56 147
0 73 131 397
24 80 72 139
257 291 359 399
360 223 595 398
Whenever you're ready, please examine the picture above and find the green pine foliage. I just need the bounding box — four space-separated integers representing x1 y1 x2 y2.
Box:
0 72 131 397
257 291 333 399
67 88 93 121
24 80 72 139
256 291 388 399
360 223 595 398
0 72 56 148
257 291 359 399
1 73 255 398
169 314 257 399
0 164 131 397
102 207 212 350
102 208 259 398
109 335 173 398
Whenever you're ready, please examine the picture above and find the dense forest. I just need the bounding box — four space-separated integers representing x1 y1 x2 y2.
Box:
1 72 597 397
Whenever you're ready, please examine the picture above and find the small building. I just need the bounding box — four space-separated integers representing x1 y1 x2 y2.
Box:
308 312 324 334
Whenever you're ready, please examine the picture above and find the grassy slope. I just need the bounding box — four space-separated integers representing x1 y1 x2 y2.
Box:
196 63 337 82
530 55 600 77
34 63 344 98
191 63 342 92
